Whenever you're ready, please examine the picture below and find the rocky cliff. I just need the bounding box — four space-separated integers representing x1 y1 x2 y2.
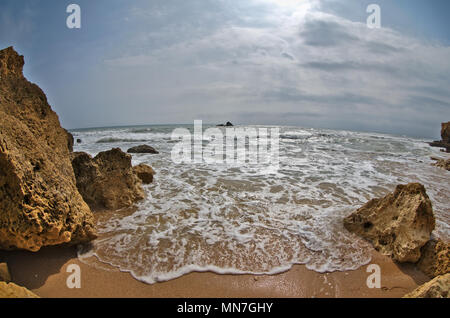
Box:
429 122 450 153
0 46 97 251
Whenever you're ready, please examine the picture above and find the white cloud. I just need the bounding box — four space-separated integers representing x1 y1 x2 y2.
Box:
98 0 450 137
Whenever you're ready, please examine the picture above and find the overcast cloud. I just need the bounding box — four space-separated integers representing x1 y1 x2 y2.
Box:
1 0 449 138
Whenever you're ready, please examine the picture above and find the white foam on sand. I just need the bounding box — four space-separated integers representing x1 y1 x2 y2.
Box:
75 125 450 284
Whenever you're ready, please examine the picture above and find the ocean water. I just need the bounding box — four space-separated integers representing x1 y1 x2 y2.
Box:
72 124 450 284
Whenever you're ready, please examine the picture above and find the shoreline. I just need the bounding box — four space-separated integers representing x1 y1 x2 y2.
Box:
0 245 429 298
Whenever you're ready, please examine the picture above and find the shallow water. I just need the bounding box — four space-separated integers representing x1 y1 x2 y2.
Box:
72 124 450 284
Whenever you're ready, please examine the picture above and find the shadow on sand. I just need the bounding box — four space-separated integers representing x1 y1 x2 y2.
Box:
0 245 78 290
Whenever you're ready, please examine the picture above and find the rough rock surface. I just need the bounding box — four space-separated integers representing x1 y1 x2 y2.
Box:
431 158 450 171
132 164 155 184
417 239 450 278
403 273 450 298
429 122 450 152
72 148 144 210
0 46 97 251
0 281 39 298
441 122 450 143
0 262 11 282
64 129 74 152
127 145 159 154
343 183 435 263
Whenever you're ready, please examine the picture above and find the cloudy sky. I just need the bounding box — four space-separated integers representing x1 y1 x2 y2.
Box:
1 0 449 138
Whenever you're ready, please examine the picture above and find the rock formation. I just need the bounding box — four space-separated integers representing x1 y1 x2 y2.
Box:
0 46 97 251
431 157 450 171
403 273 449 298
127 145 159 154
429 122 450 153
71 148 144 210
441 122 450 143
64 129 74 152
0 281 39 298
417 239 450 278
217 122 234 127
132 163 155 184
343 183 435 263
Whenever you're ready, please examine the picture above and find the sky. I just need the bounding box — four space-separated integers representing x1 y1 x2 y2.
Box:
0 0 449 138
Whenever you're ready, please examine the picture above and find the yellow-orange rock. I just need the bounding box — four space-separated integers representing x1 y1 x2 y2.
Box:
403 273 449 298
344 183 435 263
0 282 39 298
417 239 450 278
0 46 97 251
441 122 450 143
71 148 144 210
133 163 155 184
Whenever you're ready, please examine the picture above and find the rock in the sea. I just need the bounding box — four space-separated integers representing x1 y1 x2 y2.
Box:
417 239 450 278
71 148 144 210
127 145 159 154
403 273 450 298
217 121 234 127
76 138 82 144
0 46 97 251
0 263 11 282
343 183 435 263
132 163 155 184
432 158 450 171
0 281 39 298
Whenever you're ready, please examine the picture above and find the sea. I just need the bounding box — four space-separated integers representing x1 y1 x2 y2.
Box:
71 124 450 284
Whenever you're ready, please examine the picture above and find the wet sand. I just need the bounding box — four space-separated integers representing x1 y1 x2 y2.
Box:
0 245 428 298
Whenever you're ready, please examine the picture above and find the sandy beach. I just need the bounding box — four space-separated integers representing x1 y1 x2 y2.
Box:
1 1 450 299
0 246 429 298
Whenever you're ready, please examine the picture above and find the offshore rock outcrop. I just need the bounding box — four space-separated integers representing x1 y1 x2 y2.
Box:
344 183 435 263
0 46 97 251
71 148 145 210
127 145 159 154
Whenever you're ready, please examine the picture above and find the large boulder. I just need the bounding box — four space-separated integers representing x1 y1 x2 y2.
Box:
403 273 449 298
343 183 435 263
0 46 97 251
127 145 159 154
417 239 450 278
0 281 39 298
132 163 155 184
71 148 144 210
